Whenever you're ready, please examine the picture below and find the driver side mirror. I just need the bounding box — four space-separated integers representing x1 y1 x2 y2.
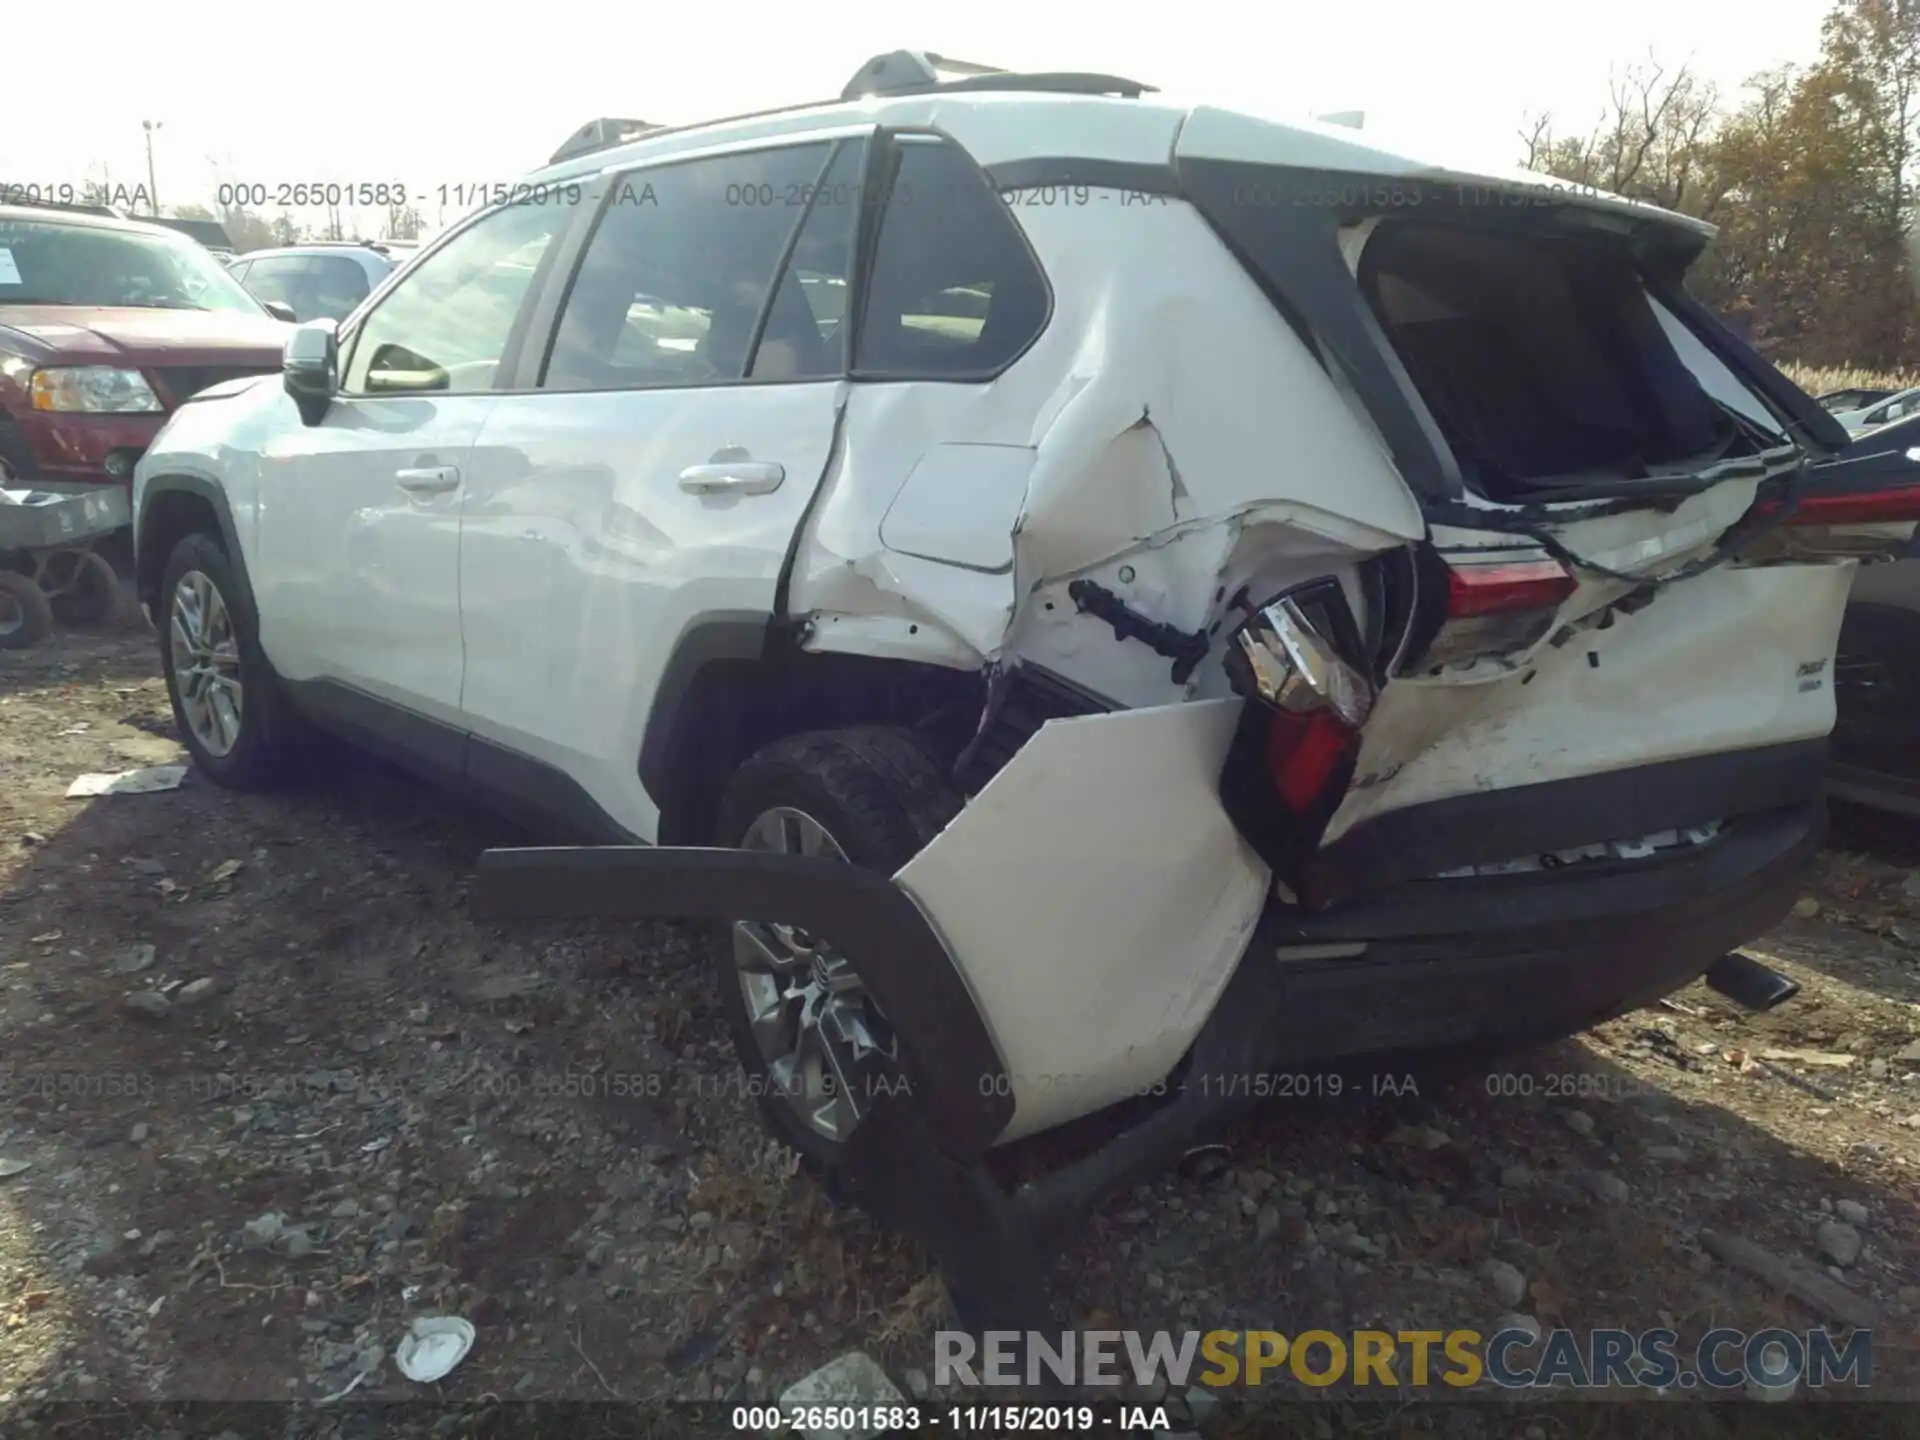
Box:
283 319 339 427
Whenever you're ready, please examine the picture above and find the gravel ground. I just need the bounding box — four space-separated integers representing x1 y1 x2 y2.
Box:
2 599 1918 1436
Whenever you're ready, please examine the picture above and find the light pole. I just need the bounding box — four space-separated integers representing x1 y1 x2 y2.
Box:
142 121 162 214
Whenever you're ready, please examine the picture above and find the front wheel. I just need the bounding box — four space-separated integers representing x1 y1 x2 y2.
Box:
158 532 298 789
711 727 961 1171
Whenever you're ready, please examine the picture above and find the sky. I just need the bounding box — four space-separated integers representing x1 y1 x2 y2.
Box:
4 1 1835 237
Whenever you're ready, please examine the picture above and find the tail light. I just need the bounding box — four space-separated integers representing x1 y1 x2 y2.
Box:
1742 479 1920 561
1404 554 1577 673
1754 484 1920 526
1220 581 1375 890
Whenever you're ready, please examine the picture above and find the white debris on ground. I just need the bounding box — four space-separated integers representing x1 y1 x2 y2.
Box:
64 766 186 798
394 1315 474 1383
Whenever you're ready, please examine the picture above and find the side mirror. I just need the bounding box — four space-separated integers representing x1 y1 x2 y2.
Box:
283 319 339 427
262 300 298 324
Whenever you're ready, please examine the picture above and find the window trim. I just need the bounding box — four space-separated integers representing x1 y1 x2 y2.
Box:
846 126 1056 385
524 129 873 397
335 200 585 399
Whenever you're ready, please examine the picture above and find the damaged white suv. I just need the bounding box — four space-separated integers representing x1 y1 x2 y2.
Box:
135 53 1917 1257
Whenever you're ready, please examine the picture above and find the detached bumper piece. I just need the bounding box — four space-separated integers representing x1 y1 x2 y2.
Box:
469 845 1066 1341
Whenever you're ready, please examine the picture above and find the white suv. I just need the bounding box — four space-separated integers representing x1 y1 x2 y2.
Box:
133 51 1915 1260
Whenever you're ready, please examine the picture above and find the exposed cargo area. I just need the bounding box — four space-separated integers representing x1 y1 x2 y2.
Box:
1355 219 1769 503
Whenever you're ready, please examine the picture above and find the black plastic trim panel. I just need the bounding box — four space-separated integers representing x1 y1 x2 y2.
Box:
1303 739 1828 909
470 845 1012 1154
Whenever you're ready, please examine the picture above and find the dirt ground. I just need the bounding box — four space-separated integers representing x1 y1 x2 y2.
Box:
2 596 1918 1436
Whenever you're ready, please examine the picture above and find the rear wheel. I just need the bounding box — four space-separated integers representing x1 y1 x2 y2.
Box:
711 727 961 1171
0 571 53 650
159 532 297 789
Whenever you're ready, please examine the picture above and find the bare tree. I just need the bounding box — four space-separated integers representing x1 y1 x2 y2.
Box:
1520 53 1720 211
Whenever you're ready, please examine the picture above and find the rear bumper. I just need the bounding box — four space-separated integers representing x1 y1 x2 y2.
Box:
1009 800 1821 1223
469 792 1821 1335
1302 737 1828 907
1265 803 1821 1057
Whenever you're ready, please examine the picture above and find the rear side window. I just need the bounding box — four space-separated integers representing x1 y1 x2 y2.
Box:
854 136 1050 378
541 142 840 391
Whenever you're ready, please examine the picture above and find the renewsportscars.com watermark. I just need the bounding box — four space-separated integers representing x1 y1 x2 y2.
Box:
935 1327 1872 1391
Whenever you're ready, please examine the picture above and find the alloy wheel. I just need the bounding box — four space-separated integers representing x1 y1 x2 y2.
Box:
169 569 245 757
733 805 897 1142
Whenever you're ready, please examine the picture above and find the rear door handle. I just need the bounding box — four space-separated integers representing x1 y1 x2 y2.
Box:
396 465 460 495
677 461 785 495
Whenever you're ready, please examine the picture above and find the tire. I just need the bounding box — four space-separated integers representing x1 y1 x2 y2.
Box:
711 726 962 1172
158 531 297 788
0 571 53 650
49 550 121 626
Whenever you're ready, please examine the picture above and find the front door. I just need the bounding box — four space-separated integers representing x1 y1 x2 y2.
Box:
250 201 578 728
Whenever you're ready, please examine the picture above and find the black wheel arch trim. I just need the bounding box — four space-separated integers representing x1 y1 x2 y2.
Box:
469 845 1014 1155
636 611 776 811
136 475 254 617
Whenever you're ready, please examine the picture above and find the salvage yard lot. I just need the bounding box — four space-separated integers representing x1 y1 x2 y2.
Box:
2 609 1920 1426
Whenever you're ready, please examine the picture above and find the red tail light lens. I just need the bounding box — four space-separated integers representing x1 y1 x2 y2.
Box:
1445 559 1579 616
1266 706 1360 812
1405 555 1576 673
1756 486 1920 526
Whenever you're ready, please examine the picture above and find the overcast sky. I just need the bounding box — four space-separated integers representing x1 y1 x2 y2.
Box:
5 0 1833 234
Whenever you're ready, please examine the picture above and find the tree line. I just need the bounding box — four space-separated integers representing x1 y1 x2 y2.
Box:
1521 0 1917 370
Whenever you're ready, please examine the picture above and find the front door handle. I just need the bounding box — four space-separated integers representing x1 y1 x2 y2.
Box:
396 465 460 496
677 461 785 495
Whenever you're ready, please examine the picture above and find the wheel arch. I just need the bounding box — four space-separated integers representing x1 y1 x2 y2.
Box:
640 614 986 846
137 477 253 622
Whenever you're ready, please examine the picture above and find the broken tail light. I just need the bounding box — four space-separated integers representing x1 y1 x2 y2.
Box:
1219 580 1375 892
1404 554 1577 673
1754 485 1920 527
1742 480 1920 561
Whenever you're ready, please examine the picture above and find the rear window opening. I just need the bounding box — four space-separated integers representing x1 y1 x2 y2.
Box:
1355 220 1777 505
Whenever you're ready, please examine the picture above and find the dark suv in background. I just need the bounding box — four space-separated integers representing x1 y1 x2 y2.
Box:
0 205 291 512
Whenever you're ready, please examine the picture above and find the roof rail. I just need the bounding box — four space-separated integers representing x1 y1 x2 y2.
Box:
840 49 1155 101
0 195 122 219
541 54 1157 175
549 117 664 166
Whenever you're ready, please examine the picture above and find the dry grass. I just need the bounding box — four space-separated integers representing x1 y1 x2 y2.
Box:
1778 361 1920 396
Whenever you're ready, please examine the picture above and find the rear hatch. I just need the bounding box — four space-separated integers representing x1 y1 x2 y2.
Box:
1174 110 1919 901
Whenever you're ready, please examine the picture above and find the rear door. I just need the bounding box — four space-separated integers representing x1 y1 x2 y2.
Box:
457 132 869 839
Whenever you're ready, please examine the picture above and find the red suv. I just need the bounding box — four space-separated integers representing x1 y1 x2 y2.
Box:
0 204 292 508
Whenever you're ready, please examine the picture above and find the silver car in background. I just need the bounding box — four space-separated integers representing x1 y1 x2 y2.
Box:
227 243 400 323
